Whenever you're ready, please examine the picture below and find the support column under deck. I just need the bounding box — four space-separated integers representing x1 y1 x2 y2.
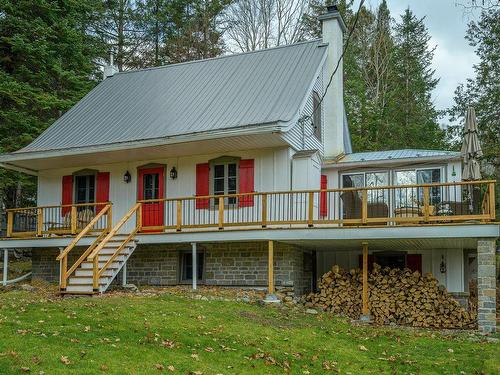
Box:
360 242 371 322
2 249 7 286
191 242 197 290
477 239 496 333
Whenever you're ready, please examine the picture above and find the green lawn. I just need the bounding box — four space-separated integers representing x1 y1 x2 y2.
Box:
0 289 498 374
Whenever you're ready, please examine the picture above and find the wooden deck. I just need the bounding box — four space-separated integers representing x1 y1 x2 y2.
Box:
2 180 497 239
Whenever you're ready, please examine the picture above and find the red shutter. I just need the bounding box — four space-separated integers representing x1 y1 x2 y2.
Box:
61 175 73 216
407 254 422 274
96 172 110 213
196 163 210 209
239 159 254 207
320 174 328 217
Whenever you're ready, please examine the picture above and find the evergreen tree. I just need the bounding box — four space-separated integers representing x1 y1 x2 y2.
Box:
448 8 499 180
97 0 142 71
0 0 105 207
389 8 445 149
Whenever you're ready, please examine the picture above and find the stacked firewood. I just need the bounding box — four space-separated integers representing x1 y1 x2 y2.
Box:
305 264 477 329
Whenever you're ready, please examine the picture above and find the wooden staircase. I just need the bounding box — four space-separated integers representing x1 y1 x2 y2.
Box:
63 235 137 294
57 203 141 295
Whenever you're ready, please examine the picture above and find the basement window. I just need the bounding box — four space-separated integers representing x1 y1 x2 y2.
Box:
180 251 205 282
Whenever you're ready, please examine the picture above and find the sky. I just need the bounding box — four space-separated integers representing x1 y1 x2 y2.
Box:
357 0 481 126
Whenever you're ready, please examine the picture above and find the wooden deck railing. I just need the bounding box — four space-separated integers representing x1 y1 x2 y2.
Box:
5 202 112 238
1 181 496 238
137 180 496 232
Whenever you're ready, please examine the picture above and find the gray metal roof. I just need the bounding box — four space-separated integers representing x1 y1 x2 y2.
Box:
19 40 327 153
337 149 461 163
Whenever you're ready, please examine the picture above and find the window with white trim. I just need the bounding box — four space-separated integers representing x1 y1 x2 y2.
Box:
210 157 239 205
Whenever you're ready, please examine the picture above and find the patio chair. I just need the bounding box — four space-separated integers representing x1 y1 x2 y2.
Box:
340 191 389 222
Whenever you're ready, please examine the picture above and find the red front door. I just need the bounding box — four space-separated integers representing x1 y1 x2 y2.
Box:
138 167 164 230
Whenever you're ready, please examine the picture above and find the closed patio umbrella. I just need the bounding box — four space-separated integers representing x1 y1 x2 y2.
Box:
461 106 482 213
461 106 483 181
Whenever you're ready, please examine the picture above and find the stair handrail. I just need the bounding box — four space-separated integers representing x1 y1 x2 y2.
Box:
97 228 138 280
88 202 141 291
56 204 112 289
88 203 141 261
56 204 111 261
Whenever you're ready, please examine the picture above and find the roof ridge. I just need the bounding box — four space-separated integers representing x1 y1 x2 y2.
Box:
113 39 325 76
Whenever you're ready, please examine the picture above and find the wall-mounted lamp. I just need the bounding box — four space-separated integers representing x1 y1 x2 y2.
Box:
439 255 446 274
123 171 131 183
169 166 178 180
451 165 456 177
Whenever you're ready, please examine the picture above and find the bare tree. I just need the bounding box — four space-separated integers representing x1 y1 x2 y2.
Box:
223 0 308 52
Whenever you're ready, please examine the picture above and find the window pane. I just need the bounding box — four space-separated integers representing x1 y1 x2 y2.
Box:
394 171 417 208
214 178 224 194
228 177 236 192
228 163 236 177
342 174 364 188
214 164 224 178
366 172 388 204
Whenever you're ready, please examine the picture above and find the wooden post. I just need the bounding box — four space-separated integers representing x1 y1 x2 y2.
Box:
423 187 430 222
176 200 182 231
307 191 314 227
261 194 267 228
191 242 197 290
488 182 496 220
6 211 13 238
361 191 368 224
70 206 77 234
136 204 142 232
37 208 43 237
361 242 369 317
2 249 7 286
92 256 99 291
268 240 274 294
60 256 67 289
218 197 224 230
107 205 113 232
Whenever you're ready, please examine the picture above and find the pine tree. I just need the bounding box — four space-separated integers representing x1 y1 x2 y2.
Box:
0 0 104 207
390 8 444 149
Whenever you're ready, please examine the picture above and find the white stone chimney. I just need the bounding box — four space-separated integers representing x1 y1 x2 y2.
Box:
319 5 347 158
103 49 119 80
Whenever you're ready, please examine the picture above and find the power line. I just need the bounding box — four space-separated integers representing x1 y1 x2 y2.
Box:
302 0 366 135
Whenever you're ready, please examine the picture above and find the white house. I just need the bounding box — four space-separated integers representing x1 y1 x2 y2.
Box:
0 6 497 332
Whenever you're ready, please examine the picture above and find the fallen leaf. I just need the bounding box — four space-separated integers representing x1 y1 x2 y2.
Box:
84 326 91 332
60 356 71 365
20 367 30 372
100 364 108 371
359 345 368 351
161 340 175 349
167 365 175 372
447 348 454 353
154 363 164 370
191 353 199 361
204 347 214 353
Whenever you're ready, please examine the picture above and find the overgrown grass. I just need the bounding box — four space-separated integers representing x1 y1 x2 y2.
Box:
0 290 498 374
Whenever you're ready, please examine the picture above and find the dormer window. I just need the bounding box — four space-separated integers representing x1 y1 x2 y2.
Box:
312 91 322 141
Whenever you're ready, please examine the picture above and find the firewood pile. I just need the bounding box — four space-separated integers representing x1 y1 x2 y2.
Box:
305 264 477 329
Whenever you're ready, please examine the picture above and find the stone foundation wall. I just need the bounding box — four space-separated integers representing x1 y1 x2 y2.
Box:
31 247 86 283
30 241 313 296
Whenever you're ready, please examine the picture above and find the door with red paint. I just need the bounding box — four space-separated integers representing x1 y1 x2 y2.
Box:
138 168 164 230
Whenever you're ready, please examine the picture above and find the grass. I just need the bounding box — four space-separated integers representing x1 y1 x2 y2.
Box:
0 289 498 375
